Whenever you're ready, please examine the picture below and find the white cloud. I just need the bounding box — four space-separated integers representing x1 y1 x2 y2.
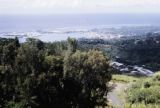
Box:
0 0 160 14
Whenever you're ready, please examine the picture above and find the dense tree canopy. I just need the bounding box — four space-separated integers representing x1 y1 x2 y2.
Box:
0 37 111 108
78 34 160 71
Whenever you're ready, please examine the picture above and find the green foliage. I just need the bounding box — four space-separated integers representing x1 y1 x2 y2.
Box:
153 72 160 81
125 103 160 108
5 101 23 108
63 49 111 107
78 35 160 71
67 37 77 53
0 38 111 108
44 41 67 56
128 86 160 104
1 37 20 66
127 72 160 106
112 75 139 83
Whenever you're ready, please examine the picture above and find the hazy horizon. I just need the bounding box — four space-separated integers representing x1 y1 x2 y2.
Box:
0 13 160 33
1 0 160 15
1 0 160 32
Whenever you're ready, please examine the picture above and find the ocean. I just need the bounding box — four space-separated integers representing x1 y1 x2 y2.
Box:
0 14 160 41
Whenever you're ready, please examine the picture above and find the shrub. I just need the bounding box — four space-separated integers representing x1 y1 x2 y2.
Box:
5 101 24 108
143 82 151 88
127 75 160 105
153 72 160 81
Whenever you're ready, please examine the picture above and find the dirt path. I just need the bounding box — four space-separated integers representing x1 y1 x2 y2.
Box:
107 82 129 108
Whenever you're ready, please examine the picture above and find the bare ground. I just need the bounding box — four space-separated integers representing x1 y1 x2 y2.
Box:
107 82 130 108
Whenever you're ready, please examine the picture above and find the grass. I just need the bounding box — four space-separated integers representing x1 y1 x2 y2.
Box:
124 103 160 108
126 72 160 108
109 74 141 107
110 73 160 108
111 74 140 83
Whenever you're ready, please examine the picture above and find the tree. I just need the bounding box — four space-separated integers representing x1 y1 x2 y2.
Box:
67 37 77 54
64 50 111 108
14 37 20 48
1 37 20 66
0 38 112 108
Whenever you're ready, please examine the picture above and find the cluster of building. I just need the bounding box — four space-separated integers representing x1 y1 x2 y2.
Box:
110 62 154 76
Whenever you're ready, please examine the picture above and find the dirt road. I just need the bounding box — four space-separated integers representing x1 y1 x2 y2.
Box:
107 82 129 108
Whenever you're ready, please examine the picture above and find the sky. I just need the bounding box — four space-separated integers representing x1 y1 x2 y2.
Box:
0 0 160 14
